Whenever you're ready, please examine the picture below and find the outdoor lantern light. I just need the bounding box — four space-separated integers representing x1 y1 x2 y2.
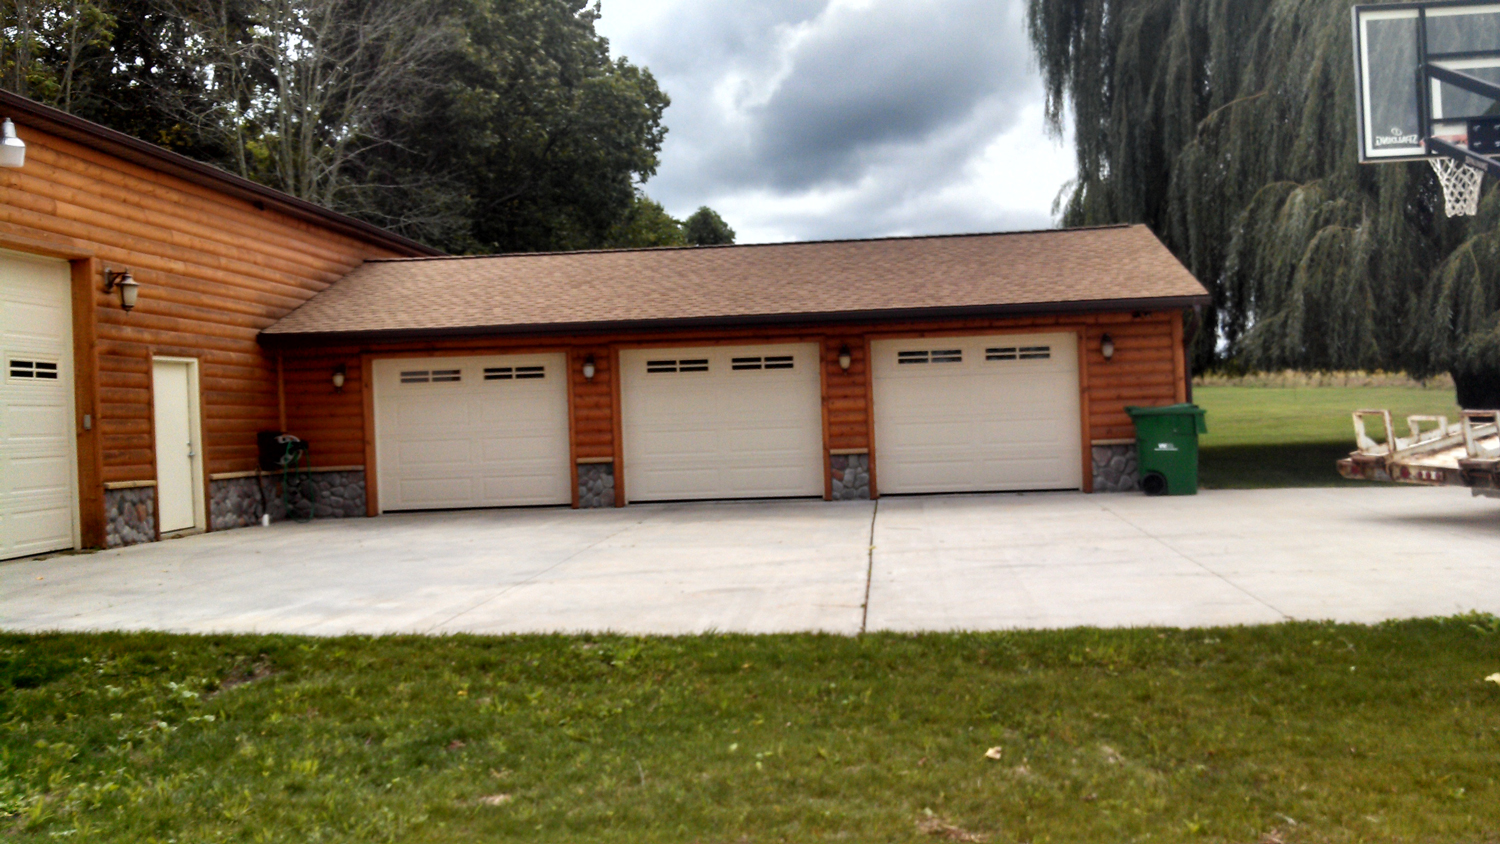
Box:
1100 333 1115 361
837 344 852 371
104 269 139 312
332 363 346 392
0 118 25 168
582 355 596 380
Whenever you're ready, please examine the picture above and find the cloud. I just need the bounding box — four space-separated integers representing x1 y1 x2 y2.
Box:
597 0 1075 243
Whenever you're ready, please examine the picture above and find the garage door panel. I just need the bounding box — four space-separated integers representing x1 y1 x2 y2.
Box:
8 454 72 493
726 466 809 491
723 426 812 453
641 470 720 499
391 437 475 466
639 428 722 456
396 477 475 508
622 344 822 502
374 354 570 511
886 419 973 444
476 436 553 463
481 473 562 502
3 302 68 341
393 398 469 429
8 401 71 437
973 418 1065 442
7 504 73 550
873 333 1081 494
476 399 555 426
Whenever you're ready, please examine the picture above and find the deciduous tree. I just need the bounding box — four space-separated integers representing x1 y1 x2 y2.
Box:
1026 0 1497 403
684 205 734 246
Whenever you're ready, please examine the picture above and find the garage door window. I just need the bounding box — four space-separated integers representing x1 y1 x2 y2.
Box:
484 365 545 380
646 358 709 374
7 358 59 380
985 345 1052 362
897 349 962 365
730 355 794 371
399 368 461 384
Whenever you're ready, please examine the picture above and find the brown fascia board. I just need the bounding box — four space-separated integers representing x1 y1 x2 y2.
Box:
257 294 1213 347
0 90 441 257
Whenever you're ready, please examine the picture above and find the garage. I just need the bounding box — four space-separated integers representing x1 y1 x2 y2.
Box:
0 250 78 560
872 332 1082 494
372 353 570 511
620 343 823 502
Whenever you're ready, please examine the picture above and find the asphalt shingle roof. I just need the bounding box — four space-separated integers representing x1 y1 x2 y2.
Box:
262 224 1209 339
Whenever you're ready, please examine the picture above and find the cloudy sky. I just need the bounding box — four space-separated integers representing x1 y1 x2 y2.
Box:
594 0 1076 244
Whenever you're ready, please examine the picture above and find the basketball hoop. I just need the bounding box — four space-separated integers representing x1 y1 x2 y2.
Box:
1429 156 1485 217
1352 2 1500 217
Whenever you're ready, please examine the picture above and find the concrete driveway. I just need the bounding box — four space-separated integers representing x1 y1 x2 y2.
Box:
3 487 1498 635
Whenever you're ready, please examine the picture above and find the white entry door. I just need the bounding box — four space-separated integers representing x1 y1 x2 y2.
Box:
620 343 823 502
373 354 571 511
872 332 1082 493
152 359 203 534
0 250 78 560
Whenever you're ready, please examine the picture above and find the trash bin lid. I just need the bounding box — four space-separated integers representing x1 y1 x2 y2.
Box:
1125 403 1204 417
1125 403 1207 432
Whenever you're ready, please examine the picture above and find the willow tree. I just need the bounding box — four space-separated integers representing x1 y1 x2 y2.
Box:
1027 0 1500 406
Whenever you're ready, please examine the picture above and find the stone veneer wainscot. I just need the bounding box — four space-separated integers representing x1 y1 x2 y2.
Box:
577 462 615 508
104 486 155 548
1092 443 1140 492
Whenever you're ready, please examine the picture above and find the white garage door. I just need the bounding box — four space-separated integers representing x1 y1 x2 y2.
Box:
621 343 823 501
1 250 78 560
872 332 1082 494
373 354 570 511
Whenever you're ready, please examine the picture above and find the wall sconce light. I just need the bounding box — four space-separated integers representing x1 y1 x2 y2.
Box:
104 269 140 311
1100 333 1115 361
837 344 852 371
332 363 346 392
0 118 25 168
582 355 596 380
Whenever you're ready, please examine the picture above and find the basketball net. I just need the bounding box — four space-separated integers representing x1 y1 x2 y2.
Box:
1430 156 1485 217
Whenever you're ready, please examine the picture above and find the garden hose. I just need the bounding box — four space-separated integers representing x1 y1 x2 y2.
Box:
280 441 313 523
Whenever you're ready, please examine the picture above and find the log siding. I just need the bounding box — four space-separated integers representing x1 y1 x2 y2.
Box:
0 119 428 546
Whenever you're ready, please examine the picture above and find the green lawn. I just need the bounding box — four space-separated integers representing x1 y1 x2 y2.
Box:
1193 384 1463 488
4 623 1500 843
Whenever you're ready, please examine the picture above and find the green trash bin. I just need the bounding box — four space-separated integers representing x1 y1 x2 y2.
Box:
1125 403 1208 496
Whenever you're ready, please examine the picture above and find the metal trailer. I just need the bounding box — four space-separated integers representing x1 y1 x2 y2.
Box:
1338 410 1500 497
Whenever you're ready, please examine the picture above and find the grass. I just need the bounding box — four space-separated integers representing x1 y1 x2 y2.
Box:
4 621 1500 843
1193 383 1463 489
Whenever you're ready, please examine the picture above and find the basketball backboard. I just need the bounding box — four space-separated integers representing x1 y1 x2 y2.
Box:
1354 1 1500 212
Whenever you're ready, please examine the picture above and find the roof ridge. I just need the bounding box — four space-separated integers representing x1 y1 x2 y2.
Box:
363 223 1137 264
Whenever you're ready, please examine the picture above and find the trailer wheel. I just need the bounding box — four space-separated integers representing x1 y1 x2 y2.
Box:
1142 471 1169 496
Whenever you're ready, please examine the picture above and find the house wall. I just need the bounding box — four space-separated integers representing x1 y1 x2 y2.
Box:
0 121 420 547
273 309 1185 511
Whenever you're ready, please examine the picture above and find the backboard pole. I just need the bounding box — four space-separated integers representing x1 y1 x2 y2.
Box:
1425 65 1500 106
1416 8 1430 150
